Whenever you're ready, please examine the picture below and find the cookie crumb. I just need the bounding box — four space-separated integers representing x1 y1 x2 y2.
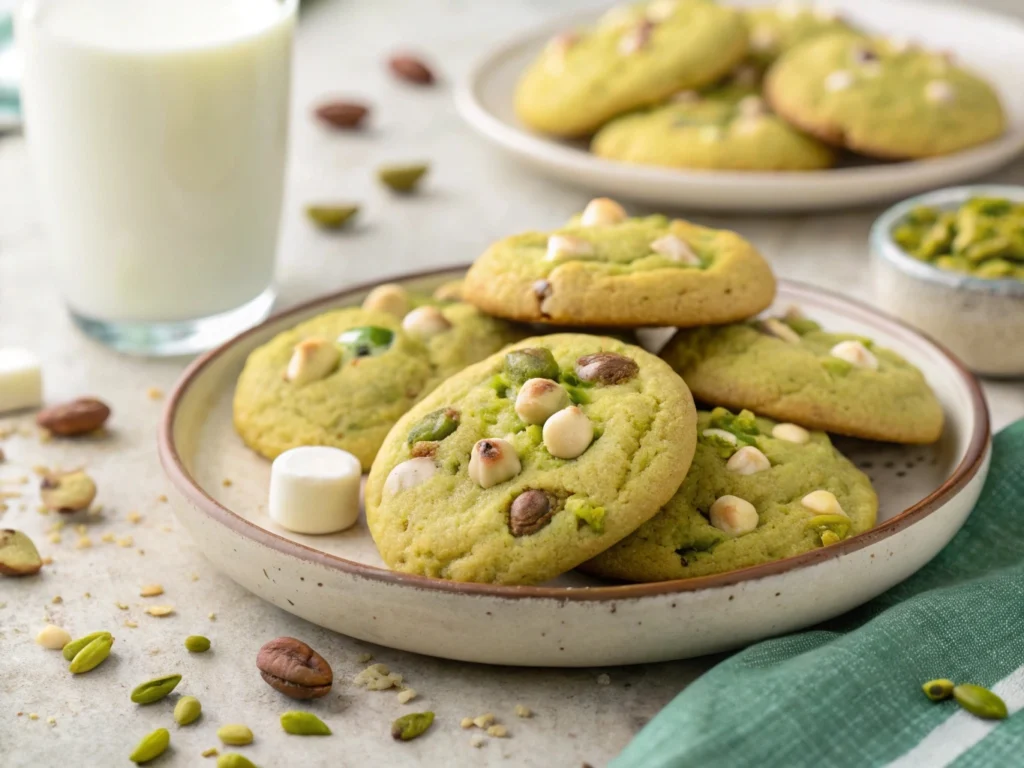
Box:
124 620 138 628
157 494 168 503
487 725 508 738
208 612 216 621
596 673 611 686
357 652 373 663
222 478 233 488
353 663 403 690
127 511 142 524
146 387 164 401
472 713 495 729
470 734 486 748
201 748 219 758
460 717 474 729
51 596 62 604
115 602 129 610
190 573 200 582
140 584 164 597
47 716 56 727
145 605 174 617
117 535 134 547
515 704 532 718
28 713 39 720
100 532 115 543
396 688 417 704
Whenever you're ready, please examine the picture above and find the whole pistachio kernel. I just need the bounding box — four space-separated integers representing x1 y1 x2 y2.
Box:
407 408 460 445
185 635 211 653
130 728 170 765
281 710 332 736
391 711 435 741
509 490 554 537
922 679 955 702
953 684 1008 720
218 754 258 768
306 204 359 230
131 673 183 704
217 724 254 746
40 470 97 514
0 529 43 576
63 631 113 661
504 347 559 385
174 695 203 726
378 163 429 193
68 633 114 674
338 326 395 360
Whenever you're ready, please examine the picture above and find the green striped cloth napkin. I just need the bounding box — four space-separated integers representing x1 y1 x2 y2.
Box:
615 419 1024 768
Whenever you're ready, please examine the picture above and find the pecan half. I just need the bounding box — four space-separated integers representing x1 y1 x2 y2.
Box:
256 637 333 700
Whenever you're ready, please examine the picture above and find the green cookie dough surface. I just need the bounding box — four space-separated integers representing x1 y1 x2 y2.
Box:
365 334 697 585
744 4 858 68
661 314 944 444
592 88 835 171
765 33 1006 159
463 212 776 328
515 0 748 137
233 303 525 469
582 409 877 582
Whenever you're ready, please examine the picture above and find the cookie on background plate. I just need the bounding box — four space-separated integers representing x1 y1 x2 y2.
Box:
515 0 748 138
744 2 859 69
364 334 697 585
660 308 944 444
233 299 525 470
582 408 878 582
765 33 1006 159
592 88 835 171
463 199 776 328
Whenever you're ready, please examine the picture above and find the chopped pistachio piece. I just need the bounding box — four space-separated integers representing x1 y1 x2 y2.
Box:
306 204 359 230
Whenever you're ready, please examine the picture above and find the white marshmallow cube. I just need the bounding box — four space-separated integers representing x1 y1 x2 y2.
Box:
269 447 362 534
0 348 43 415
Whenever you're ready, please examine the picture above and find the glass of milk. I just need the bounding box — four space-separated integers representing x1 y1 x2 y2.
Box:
16 0 296 355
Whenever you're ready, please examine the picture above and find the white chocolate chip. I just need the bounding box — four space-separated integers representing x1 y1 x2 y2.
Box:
269 446 362 534
709 495 759 536
726 446 771 475
824 70 854 92
35 624 71 650
736 95 767 118
515 378 570 426
285 337 341 385
772 423 810 444
650 234 700 265
801 489 848 517
580 197 627 227
646 0 677 22
546 234 594 261
830 340 878 370
362 283 410 317
750 26 777 52
385 457 440 495
402 306 452 340
468 438 521 488
924 80 955 104
542 406 594 459
702 428 737 445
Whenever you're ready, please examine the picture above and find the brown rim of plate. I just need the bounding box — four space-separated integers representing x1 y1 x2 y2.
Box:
157 267 991 602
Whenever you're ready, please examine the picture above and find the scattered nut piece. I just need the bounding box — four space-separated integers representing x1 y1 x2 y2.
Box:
801 490 847 518
0 529 43 576
575 352 639 385
36 397 111 436
515 378 569 425
52 595 62 604
402 306 452 340
580 198 627 227
460 717 474 729
397 688 417 704
470 734 487 748
546 234 594 261
36 624 71 650
542 406 594 460
314 100 370 129
125 620 138 628
145 605 175 617
140 584 164 598
772 423 810 444
388 54 435 85
354 663 404 691
473 713 496 729
597 673 611 685
830 340 878 370
650 234 701 265
385 457 439 495
357 652 374 663
75 536 92 549
307 205 360 230
709 495 759 536
726 446 771 475
362 284 410 317
117 536 134 547
487 725 509 738
116 602 129 610
146 387 163 400
201 748 219 758
468 438 521 488
509 490 555 537
285 337 341 385
257 637 334 699
28 713 39 720
515 705 532 718
378 163 429 193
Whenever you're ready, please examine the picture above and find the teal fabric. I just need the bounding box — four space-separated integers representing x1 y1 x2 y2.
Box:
0 12 20 128
615 419 1024 768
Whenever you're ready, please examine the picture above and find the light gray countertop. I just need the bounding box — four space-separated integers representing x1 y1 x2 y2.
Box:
2 1 1023 766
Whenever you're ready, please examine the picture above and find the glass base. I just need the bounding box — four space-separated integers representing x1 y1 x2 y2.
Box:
70 288 276 357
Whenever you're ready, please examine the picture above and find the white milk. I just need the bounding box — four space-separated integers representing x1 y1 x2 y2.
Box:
17 0 295 323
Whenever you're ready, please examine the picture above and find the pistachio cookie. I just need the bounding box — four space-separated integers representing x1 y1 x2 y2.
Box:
463 198 776 328
582 408 877 582
515 0 748 138
364 334 697 585
233 295 525 469
744 2 858 69
592 89 835 171
660 309 944 444
765 33 1006 159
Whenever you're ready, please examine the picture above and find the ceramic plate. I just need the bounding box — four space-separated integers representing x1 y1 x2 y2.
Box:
454 0 1024 213
159 270 990 667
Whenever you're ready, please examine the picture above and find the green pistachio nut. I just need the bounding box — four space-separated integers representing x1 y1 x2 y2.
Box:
806 514 851 542
338 326 395 360
567 498 605 533
69 633 113 674
131 673 183 704
391 711 435 741
407 408 460 445
281 710 332 736
63 630 112 661
306 204 359 230
217 754 258 768
217 724 254 746
378 163 429 193
185 635 211 653
504 348 559 386
130 728 170 764
174 695 203 726
782 316 822 335
820 357 852 377
922 679 955 702
953 684 1008 720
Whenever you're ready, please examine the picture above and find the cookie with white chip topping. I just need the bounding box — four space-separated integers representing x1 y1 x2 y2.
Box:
364 334 697 585
660 309 944 444
765 33 1005 159
463 201 776 328
581 409 877 582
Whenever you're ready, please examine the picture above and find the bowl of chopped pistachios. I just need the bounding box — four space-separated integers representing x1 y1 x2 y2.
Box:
871 185 1024 377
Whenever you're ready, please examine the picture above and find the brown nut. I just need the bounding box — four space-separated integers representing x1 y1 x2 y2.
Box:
509 490 554 537
36 397 110 436
0 529 43 576
40 470 97 514
314 100 370 129
256 637 333 700
388 54 435 85
575 353 639 385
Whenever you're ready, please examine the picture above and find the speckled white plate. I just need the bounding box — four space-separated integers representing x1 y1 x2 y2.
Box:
159 269 990 667
454 0 1024 212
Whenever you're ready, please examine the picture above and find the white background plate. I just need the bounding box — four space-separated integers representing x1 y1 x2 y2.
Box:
160 270 990 667
454 0 1024 212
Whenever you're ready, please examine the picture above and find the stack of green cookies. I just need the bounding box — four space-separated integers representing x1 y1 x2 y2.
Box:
515 0 1005 170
